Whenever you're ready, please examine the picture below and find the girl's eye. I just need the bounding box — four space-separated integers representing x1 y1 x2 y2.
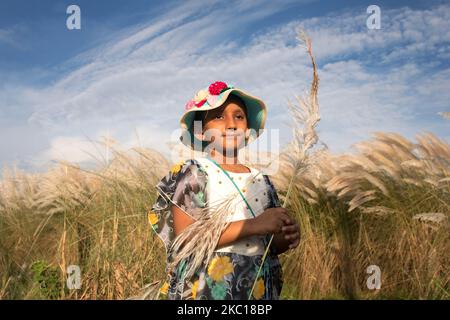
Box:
213 114 244 120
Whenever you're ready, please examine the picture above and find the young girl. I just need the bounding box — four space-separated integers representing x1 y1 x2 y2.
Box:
149 81 300 300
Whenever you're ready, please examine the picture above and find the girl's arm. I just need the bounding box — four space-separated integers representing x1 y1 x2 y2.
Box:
216 219 257 248
173 205 258 248
173 205 292 248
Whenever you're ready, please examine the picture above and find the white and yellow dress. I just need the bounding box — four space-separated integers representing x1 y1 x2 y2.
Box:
149 156 283 300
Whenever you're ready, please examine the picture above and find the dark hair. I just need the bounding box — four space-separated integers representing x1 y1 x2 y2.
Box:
193 93 248 124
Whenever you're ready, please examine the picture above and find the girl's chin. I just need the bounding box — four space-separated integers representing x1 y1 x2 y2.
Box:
209 138 245 151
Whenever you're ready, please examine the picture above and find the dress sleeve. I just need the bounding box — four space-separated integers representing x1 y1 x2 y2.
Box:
148 159 208 253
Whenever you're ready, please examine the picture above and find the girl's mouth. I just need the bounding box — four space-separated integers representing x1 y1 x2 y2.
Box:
223 133 241 139
223 130 243 137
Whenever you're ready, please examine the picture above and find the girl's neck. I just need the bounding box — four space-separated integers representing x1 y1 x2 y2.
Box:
207 149 239 165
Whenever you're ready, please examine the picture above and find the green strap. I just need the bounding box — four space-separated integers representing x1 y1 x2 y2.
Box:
206 158 256 218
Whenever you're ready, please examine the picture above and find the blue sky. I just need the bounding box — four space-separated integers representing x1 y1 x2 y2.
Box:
0 0 449 174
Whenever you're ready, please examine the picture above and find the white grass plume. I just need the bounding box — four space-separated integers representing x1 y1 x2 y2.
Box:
167 192 238 281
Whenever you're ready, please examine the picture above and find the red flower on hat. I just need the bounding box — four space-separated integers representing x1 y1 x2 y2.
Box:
208 81 228 95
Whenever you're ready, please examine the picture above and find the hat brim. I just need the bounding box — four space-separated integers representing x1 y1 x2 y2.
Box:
179 88 267 151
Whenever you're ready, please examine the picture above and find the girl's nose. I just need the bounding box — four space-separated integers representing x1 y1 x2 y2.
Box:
225 115 236 129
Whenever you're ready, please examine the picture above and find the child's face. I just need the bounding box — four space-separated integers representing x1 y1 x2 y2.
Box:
201 100 248 152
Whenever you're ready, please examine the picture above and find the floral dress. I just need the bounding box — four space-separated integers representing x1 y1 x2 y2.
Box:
148 157 283 300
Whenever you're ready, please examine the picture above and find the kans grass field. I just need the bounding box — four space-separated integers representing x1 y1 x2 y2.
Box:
0 128 448 300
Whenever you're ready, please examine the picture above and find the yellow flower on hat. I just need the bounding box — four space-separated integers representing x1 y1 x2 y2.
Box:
252 278 265 300
207 256 234 282
194 89 209 103
170 160 185 175
148 211 159 225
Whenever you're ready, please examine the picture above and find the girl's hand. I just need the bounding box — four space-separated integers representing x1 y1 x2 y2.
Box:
282 222 300 249
252 207 292 236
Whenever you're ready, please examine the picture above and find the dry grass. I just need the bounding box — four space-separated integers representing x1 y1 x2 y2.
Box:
0 145 170 299
0 130 449 299
271 130 450 299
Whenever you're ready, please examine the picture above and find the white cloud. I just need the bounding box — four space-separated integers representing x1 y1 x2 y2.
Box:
33 136 104 166
1 1 450 172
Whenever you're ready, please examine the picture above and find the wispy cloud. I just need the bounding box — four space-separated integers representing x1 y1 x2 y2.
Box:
0 25 26 49
0 1 449 173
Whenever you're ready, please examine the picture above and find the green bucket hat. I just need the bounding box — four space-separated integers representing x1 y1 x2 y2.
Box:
179 81 267 151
